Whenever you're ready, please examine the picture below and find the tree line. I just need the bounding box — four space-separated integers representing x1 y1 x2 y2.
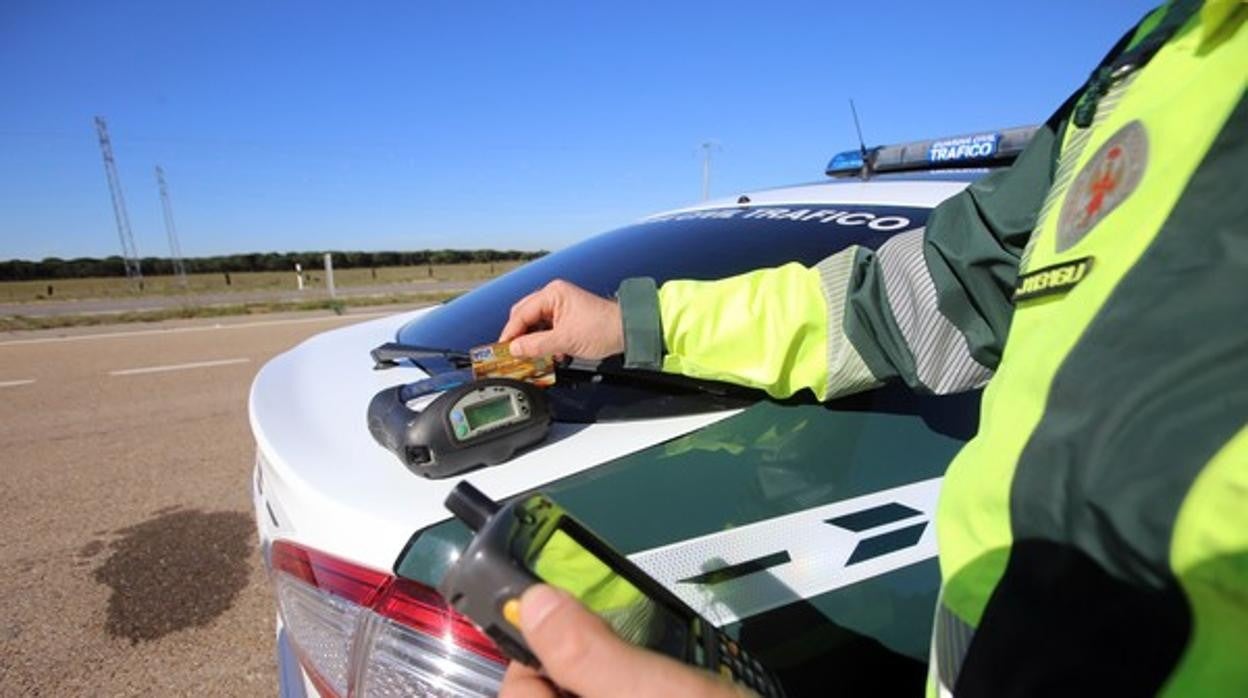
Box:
0 249 548 281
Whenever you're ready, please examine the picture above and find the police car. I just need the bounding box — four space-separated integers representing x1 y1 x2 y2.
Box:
250 126 1036 698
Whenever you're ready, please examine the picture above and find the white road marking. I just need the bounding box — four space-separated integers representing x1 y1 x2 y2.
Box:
0 310 395 347
109 358 251 376
0 379 36 388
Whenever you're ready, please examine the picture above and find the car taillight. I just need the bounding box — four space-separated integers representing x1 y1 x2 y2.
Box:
270 540 506 697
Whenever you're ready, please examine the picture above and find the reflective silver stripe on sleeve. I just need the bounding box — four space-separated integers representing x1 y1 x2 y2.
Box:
876 228 993 394
815 248 883 399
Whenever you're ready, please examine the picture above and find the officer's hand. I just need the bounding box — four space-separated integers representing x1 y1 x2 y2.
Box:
499 584 751 698
499 280 623 360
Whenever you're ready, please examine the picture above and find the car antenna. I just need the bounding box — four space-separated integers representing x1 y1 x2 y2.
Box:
849 99 872 180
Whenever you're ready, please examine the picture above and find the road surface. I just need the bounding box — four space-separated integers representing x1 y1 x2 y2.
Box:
0 307 422 695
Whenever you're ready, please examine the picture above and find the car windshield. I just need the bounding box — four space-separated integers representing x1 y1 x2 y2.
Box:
398 203 933 420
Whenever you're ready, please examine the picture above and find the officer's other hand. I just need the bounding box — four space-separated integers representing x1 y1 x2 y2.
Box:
499 584 752 698
499 280 624 360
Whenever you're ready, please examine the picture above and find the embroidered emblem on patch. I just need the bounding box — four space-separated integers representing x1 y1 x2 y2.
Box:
1056 120 1148 252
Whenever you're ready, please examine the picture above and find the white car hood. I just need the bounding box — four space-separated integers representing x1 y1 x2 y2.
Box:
249 308 738 570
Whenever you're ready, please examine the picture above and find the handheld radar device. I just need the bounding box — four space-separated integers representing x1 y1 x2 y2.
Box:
438 482 787 697
367 376 551 479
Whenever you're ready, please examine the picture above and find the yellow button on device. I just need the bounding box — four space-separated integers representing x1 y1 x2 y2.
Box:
502 598 522 627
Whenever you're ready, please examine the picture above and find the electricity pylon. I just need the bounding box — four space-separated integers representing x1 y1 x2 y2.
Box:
94 116 143 288
155 165 189 289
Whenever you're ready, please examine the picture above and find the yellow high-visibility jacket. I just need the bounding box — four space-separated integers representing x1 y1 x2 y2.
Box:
617 1 1246 694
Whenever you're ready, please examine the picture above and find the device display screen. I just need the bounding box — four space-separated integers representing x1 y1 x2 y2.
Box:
464 396 515 430
532 527 688 658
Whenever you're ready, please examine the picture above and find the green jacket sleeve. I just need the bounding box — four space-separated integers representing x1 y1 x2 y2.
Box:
619 103 1072 401
842 111 1063 395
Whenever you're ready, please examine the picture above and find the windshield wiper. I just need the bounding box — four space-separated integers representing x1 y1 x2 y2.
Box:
372 346 766 400
559 356 759 398
371 342 472 371
546 356 772 423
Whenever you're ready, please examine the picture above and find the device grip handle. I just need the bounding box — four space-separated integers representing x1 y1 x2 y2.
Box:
445 481 501 532
366 385 419 456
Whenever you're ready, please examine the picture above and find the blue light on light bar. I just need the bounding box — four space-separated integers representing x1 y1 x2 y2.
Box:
826 149 866 176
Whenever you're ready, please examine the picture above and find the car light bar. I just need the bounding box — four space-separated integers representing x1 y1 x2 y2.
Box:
270 540 505 697
826 125 1039 177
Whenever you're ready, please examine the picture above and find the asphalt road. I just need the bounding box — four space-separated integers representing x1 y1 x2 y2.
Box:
0 307 419 696
0 280 479 317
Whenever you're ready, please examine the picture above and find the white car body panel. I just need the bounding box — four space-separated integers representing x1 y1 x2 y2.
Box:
250 175 979 697
250 177 972 575
674 179 970 212
250 309 741 572
631 477 941 626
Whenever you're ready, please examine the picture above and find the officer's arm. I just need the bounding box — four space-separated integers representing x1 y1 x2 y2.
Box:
619 109 1069 401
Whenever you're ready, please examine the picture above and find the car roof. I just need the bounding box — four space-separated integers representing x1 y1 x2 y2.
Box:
647 175 975 221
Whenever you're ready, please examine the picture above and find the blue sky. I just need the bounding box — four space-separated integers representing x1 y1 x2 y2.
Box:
1 0 1158 261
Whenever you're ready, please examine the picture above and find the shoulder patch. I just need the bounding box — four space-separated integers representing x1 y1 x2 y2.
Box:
1056 120 1148 252
1014 256 1094 302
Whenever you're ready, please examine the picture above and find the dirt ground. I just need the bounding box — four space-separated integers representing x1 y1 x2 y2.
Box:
0 308 406 696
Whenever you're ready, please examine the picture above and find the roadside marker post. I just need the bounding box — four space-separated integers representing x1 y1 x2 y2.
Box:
323 253 336 299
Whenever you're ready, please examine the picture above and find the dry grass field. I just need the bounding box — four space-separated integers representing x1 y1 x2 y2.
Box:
0 261 527 303
0 292 461 332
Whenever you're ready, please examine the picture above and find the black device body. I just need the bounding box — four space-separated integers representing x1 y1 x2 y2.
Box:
438 482 786 697
366 378 551 479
